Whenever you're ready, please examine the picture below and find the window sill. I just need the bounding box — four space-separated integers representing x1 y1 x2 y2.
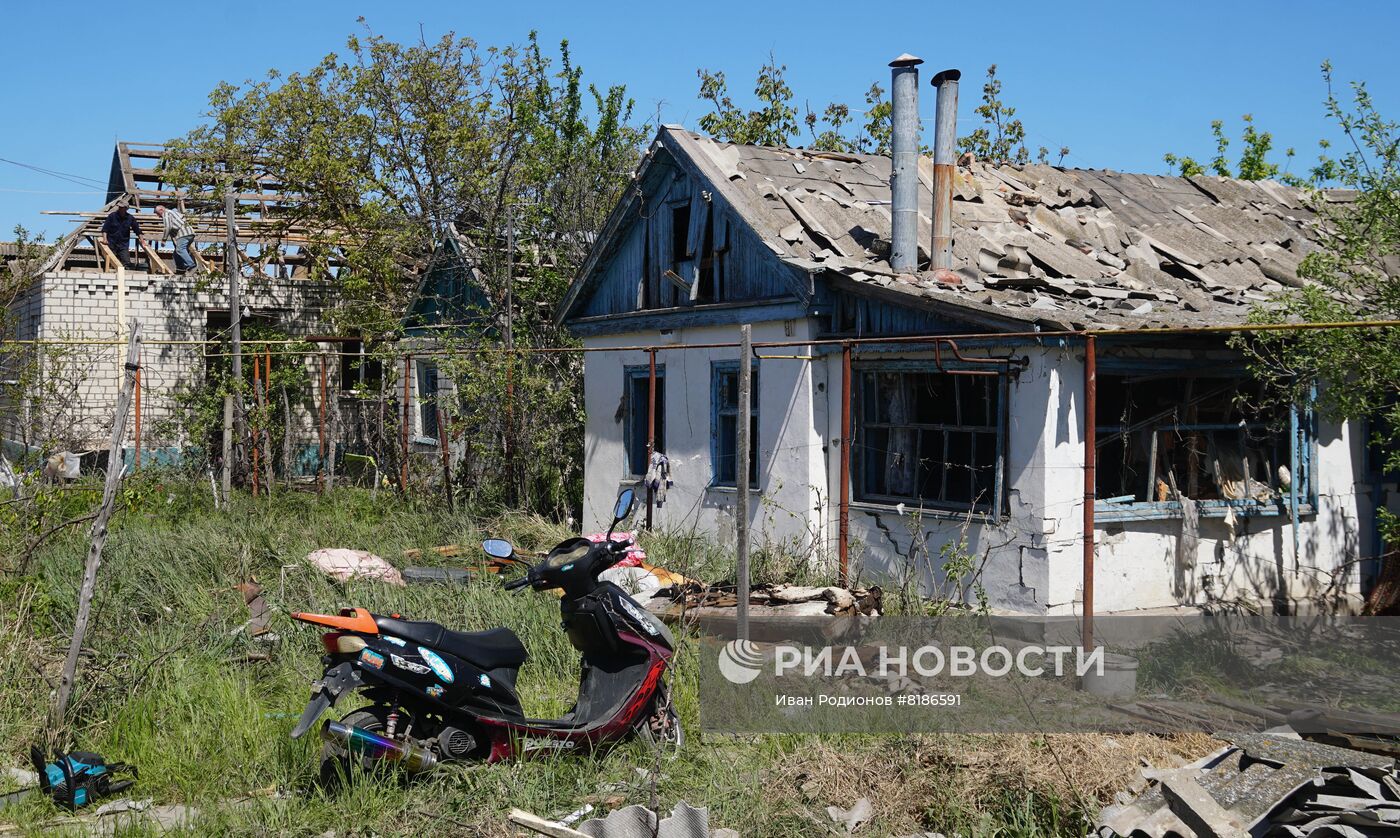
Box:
706 483 760 494
411 436 438 446
1095 498 1316 523
849 499 999 524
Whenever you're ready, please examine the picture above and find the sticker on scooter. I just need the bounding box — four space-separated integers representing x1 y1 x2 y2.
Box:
359 649 385 670
621 598 660 635
426 684 444 698
383 636 406 647
522 737 577 751
418 648 454 683
477 673 491 688
391 654 429 675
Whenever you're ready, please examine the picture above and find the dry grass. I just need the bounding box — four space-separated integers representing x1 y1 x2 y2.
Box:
768 733 1219 835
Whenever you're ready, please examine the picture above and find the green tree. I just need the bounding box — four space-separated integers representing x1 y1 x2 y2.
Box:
1164 114 1296 180
958 64 1033 165
165 24 643 341
162 24 646 515
1236 63 1400 543
698 60 1060 162
697 55 801 147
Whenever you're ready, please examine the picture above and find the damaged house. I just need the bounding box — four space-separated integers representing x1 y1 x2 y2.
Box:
557 62 1391 614
1 142 346 465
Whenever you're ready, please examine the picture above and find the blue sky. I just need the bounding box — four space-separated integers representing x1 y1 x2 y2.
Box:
2 0 1396 239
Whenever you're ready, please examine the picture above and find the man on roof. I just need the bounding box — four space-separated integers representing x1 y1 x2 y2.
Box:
100 200 143 271
154 204 197 274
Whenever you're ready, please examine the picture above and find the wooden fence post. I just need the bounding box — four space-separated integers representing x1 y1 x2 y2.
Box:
221 394 233 503
51 321 141 728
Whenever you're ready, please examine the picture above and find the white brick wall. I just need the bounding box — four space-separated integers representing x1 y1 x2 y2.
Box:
3 269 341 456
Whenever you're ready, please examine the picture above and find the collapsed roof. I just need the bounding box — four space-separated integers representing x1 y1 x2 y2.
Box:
662 126 1348 330
37 141 347 278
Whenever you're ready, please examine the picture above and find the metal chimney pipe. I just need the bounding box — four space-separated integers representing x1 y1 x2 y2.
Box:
888 53 923 274
930 68 961 277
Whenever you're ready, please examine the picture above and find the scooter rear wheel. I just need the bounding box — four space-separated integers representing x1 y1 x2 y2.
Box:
318 706 396 788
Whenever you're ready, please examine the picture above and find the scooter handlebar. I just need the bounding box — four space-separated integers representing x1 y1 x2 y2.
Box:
502 575 531 591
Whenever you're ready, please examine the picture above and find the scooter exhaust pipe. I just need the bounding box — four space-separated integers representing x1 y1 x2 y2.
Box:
319 720 438 772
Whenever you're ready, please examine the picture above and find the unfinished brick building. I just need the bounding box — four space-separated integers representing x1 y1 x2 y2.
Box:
1 143 343 465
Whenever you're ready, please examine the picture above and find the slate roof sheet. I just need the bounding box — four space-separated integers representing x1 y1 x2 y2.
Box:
663 127 1352 330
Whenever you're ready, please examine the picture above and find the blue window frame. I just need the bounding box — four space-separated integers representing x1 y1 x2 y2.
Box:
1093 371 1314 522
624 365 664 476
711 361 758 487
853 365 1006 515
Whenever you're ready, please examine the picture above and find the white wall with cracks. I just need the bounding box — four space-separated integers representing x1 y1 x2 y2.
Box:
581 319 826 555
580 334 1371 614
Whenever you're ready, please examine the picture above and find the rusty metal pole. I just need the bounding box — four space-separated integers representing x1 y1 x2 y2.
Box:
318 352 328 494
401 355 411 494
646 348 657 530
264 346 273 491
930 68 961 279
1083 335 1097 651
838 342 852 586
133 364 142 469
251 351 261 498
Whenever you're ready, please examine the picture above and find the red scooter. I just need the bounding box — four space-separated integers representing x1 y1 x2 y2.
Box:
289 488 680 776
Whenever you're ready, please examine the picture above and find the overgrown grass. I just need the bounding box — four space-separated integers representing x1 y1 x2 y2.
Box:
0 477 1208 836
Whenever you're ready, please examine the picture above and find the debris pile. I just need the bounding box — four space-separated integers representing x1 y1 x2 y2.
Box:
509 801 737 838
305 548 404 586
649 582 882 617
1099 732 1400 837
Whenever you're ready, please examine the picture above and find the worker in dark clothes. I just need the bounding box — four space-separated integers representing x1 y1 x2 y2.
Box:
101 201 143 270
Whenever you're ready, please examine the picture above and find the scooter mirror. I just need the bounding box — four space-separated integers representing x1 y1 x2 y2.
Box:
612 488 636 523
482 538 515 559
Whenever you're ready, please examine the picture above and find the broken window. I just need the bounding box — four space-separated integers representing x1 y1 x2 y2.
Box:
670 204 691 266
338 340 384 395
854 368 1004 513
625 366 665 477
695 205 721 304
712 361 758 487
641 194 726 309
1095 374 1307 507
416 360 439 442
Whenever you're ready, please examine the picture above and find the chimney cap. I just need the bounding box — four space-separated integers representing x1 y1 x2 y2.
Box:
930 68 962 86
888 53 924 68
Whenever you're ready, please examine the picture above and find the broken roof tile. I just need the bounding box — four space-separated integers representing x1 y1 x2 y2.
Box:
656 127 1348 330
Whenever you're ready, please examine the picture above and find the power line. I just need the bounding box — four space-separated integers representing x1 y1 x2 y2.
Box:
0 156 108 189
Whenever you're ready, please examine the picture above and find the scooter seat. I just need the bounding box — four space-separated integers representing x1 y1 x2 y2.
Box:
374 615 528 671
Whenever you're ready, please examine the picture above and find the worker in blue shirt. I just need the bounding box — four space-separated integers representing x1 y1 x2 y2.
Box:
100 201 143 270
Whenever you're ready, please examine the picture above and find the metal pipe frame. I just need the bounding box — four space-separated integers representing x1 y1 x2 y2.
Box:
1083 335 1097 651
839 341 852 586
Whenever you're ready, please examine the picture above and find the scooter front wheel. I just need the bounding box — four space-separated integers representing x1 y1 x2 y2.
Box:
637 690 684 757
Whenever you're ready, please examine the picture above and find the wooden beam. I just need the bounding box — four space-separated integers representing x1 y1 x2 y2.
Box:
140 240 172 275
93 237 118 272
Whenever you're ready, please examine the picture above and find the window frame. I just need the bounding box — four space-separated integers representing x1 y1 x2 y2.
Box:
414 359 440 445
1093 367 1317 523
623 364 665 478
851 361 1008 518
710 360 760 489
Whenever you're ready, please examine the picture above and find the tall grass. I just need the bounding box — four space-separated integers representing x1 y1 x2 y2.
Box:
0 477 1181 836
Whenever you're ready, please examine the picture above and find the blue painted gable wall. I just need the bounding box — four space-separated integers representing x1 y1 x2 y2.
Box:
576 151 809 320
